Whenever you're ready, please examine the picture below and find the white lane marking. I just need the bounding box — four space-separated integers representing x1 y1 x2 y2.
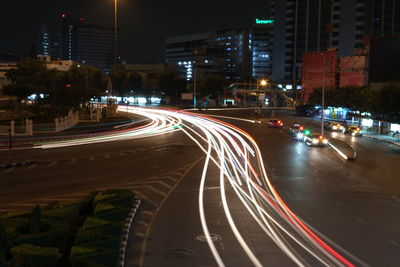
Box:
27 164 37 170
389 240 400 247
48 161 59 167
3 167 15 173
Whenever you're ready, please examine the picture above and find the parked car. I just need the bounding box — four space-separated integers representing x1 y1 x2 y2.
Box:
267 119 283 128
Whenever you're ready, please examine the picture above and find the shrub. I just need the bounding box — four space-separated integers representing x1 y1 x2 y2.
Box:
0 224 9 252
29 205 42 234
13 218 69 248
42 202 82 222
93 207 129 223
0 210 30 220
74 228 106 245
10 244 59 267
81 217 112 230
93 203 117 215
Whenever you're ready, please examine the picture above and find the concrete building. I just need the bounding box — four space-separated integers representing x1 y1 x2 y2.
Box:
40 14 115 71
271 0 400 84
39 24 62 60
165 20 273 81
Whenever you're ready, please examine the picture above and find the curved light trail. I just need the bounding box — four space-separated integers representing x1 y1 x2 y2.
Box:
35 106 359 266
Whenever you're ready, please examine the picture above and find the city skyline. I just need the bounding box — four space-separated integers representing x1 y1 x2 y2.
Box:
0 0 270 63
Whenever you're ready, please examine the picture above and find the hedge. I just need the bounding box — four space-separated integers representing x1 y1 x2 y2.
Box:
12 218 69 248
71 247 118 267
42 202 82 222
10 244 59 267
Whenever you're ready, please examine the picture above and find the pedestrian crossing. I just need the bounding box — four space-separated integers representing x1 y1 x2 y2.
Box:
0 162 196 212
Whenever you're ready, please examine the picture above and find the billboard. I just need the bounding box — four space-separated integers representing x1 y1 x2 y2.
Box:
302 51 337 102
339 56 368 88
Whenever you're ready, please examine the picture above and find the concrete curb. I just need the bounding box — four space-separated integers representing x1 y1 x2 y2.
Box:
363 134 400 147
0 160 32 169
118 197 141 267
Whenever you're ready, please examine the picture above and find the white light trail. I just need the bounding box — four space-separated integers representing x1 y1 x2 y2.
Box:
33 106 359 267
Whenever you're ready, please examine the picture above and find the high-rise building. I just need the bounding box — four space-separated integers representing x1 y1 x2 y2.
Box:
75 25 115 70
39 25 62 60
272 0 400 83
61 15 115 70
271 0 333 83
39 14 115 71
165 20 273 81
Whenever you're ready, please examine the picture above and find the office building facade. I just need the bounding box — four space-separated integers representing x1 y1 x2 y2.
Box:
39 24 62 60
272 0 400 83
39 14 115 71
165 20 273 81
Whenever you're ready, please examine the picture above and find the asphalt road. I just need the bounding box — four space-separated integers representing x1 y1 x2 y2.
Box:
1 109 400 266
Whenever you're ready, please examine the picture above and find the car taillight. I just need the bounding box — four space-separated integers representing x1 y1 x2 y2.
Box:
300 126 304 130
278 121 281 124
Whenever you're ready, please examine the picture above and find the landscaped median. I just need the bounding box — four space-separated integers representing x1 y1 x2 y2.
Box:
0 189 139 267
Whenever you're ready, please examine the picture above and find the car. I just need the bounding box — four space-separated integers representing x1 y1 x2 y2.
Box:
344 125 362 136
324 122 345 132
290 123 305 140
290 123 304 133
303 134 329 147
267 119 283 128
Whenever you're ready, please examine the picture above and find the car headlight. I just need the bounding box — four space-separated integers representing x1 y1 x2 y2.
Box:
312 139 319 144
332 126 337 130
352 132 356 136
297 133 304 139
322 139 328 144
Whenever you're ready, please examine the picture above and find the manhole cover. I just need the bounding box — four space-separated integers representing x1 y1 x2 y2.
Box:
164 248 194 259
194 233 222 243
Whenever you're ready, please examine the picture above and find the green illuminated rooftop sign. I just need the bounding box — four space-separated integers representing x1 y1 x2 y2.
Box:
255 18 274 24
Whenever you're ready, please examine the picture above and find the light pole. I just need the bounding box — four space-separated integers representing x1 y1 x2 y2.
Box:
193 65 197 109
114 0 118 66
321 52 326 136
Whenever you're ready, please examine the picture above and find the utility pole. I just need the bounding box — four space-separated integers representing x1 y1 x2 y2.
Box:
193 65 197 109
321 52 326 136
8 129 12 163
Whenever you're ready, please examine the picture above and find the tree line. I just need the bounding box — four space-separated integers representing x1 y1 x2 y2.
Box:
4 58 229 115
308 84 400 121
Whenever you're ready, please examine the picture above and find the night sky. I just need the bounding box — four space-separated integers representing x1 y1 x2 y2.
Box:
0 0 270 63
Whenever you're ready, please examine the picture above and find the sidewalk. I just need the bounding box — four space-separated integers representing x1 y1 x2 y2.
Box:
362 132 400 146
299 115 400 146
0 116 144 151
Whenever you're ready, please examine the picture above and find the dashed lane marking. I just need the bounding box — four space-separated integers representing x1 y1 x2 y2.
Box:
27 164 37 170
47 161 59 167
123 180 173 190
3 167 15 173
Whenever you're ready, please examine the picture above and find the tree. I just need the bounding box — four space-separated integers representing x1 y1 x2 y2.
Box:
110 64 128 96
0 224 9 252
4 58 50 100
197 74 227 99
29 204 42 234
158 70 187 103
372 83 400 120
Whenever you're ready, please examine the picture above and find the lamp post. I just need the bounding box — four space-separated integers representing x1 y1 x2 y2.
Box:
114 0 118 66
321 52 326 136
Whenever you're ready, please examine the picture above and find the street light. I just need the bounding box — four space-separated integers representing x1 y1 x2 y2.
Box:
114 0 118 66
260 79 268 87
321 52 326 136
